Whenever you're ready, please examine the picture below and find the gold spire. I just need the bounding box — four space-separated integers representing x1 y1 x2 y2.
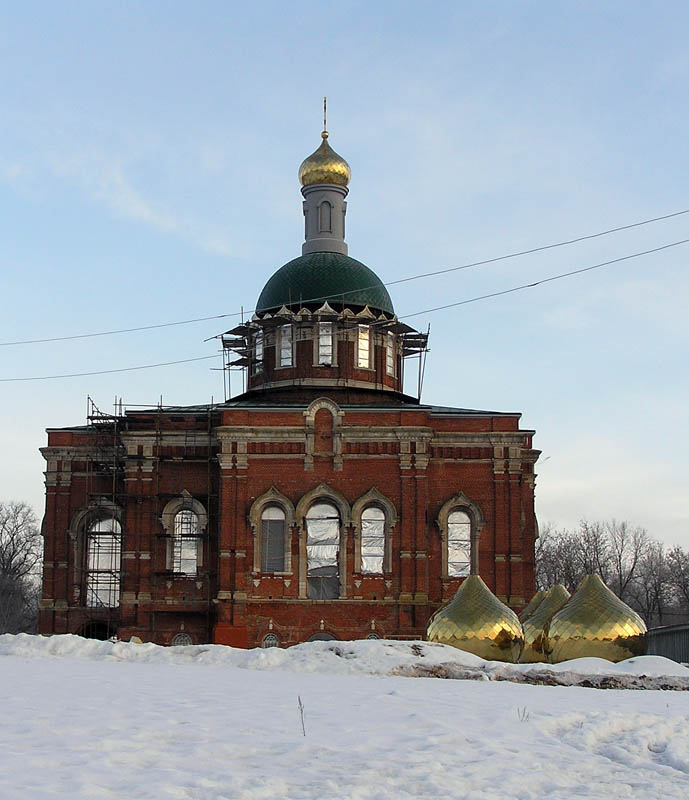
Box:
298 99 351 188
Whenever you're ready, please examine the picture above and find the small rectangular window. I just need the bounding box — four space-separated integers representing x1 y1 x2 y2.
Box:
318 322 333 365
253 329 264 374
357 325 370 369
386 332 395 376
279 325 293 367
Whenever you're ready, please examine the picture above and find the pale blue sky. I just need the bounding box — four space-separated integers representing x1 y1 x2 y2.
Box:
1 1 687 545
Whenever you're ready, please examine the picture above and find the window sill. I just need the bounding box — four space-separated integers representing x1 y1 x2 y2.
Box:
253 571 293 577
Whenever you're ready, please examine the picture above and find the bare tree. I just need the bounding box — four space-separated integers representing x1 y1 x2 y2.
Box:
0 501 42 634
667 546 689 611
605 520 649 603
577 521 611 584
535 518 688 628
628 541 671 626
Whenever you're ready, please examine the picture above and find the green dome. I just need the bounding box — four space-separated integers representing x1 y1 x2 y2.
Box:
256 252 394 315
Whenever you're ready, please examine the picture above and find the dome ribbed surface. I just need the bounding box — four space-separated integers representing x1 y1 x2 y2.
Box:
544 574 647 664
256 252 394 315
426 575 524 663
519 589 546 622
520 584 570 663
298 133 351 187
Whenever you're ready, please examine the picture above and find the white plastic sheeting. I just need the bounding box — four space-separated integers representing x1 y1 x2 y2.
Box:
447 509 471 577
361 506 384 573
306 502 340 599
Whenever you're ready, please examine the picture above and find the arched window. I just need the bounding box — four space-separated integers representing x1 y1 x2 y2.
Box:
360 506 385 574
318 201 332 232
306 502 340 599
85 517 122 607
437 493 484 580
447 510 471 577
308 632 337 641
261 506 286 573
262 633 280 648
172 510 200 575
352 489 396 575
248 488 295 577
171 632 193 646
365 632 381 639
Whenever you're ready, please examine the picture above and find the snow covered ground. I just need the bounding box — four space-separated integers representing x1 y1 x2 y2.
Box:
1 635 688 799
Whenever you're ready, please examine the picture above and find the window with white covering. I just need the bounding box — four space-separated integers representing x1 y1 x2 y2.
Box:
306 502 340 600
279 325 293 367
360 506 385 574
318 321 334 365
447 510 471 578
357 325 370 369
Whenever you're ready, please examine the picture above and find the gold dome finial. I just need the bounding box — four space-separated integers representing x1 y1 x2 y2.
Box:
298 98 351 188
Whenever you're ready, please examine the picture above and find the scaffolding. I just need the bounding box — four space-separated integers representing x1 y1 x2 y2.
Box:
82 396 126 638
79 395 218 644
220 313 430 400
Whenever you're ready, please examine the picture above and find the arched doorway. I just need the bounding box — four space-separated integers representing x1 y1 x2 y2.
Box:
79 621 116 640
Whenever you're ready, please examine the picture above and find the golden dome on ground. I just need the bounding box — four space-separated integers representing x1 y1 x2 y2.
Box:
519 589 546 622
520 584 571 663
298 131 351 187
426 575 524 662
544 574 647 663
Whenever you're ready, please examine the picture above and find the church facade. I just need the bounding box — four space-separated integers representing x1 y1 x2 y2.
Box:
39 126 540 647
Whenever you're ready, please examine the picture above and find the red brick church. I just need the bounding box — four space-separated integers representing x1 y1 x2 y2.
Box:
39 124 540 647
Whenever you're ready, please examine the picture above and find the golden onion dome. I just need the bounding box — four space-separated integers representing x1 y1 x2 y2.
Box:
426 575 524 663
544 574 647 664
298 131 351 187
520 584 571 663
519 589 547 622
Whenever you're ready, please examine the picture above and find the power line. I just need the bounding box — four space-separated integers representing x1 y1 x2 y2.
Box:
397 237 689 320
0 355 218 383
1 207 687 347
3 236 687 383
